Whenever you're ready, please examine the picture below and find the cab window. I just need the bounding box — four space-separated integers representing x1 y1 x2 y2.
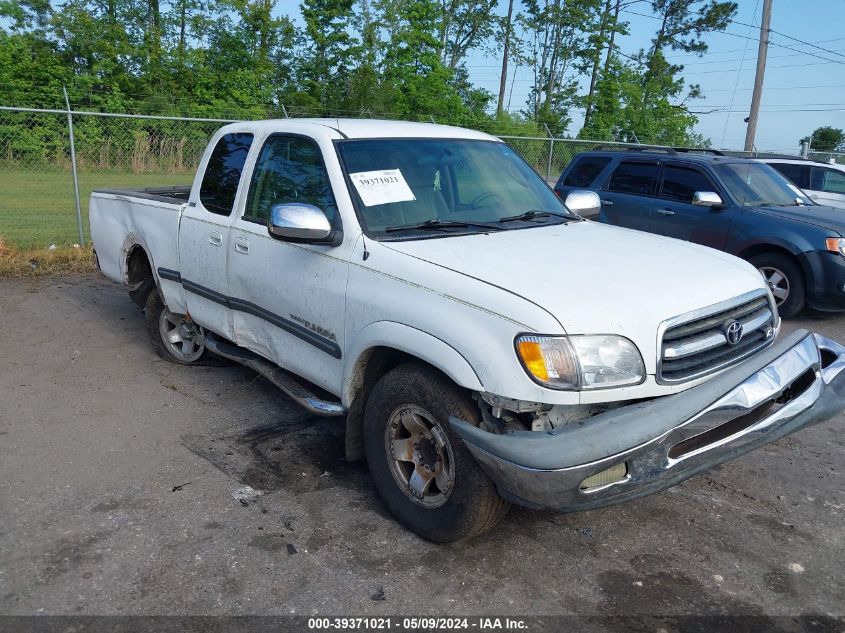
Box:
199 132 254 216
811 167 845 194
244 135 338 224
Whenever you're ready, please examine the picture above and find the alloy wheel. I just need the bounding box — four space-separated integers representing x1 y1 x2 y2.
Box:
158 309 205 362
384 405 455 508
758 266 790 306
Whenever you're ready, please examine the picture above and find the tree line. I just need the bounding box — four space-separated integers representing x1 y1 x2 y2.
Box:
1 0 738 144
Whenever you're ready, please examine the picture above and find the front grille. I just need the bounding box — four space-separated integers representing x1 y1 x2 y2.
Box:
658 292 777 383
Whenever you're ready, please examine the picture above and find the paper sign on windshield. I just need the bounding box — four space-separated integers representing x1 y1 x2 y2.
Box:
349 169 416 207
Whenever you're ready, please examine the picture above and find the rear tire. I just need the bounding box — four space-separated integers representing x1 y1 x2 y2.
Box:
144 289 207 364
749 252 805 318
363 363 509 543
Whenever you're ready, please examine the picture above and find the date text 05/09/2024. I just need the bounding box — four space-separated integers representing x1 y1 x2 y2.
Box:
307 617 529 631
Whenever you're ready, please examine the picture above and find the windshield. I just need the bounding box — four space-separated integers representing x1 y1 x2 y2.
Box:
714 162 812 207
337 138 574 238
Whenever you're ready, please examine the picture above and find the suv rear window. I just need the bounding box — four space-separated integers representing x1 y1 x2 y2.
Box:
606 161 659 195
562 156 611 188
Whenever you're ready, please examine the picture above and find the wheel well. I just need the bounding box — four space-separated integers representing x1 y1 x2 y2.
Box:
737 244 808 285
125 245 156 308
344 346 452 462
126 245 152 285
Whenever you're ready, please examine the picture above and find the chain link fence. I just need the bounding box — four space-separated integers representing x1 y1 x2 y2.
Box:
499 135 644 184
808 151 845 165
0 105 821 249
0 107 230 247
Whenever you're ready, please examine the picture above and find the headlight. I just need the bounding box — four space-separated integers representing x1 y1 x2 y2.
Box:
515 334 645 390
825 237 845 256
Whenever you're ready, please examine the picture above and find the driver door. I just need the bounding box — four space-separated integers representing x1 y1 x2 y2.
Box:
226 134 349 393
650 164 733 250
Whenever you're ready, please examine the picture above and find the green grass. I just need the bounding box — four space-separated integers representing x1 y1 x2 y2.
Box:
0 167 193 248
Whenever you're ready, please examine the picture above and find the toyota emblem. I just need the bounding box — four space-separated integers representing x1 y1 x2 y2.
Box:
724 320 743 345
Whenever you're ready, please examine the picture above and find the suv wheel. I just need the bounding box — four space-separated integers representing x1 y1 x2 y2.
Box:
749 253 805 318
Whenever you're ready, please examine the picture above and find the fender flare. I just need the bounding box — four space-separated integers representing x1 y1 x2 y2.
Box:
341 321 484 407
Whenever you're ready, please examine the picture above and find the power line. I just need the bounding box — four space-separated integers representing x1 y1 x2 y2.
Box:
720 0 758 148
663 48 845 66
620 8 845 66
696 107 845 114
698 102 845 108
705 83 845 91
684 60 840 75
729 19 845 61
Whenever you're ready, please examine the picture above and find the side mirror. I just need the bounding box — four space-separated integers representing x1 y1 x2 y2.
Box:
692 191 723 208
563 190 601 217
268 203 332 241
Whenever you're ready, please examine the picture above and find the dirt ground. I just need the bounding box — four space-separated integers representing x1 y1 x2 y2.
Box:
1 274 843 623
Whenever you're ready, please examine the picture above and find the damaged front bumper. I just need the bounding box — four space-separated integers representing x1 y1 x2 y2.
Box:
450 329 845 512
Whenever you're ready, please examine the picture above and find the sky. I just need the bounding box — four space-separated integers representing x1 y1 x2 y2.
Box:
279 0 845 152
460 0 845 151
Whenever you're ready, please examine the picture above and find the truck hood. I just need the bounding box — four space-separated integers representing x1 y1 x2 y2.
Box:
752 204 845 233
381 221 768 373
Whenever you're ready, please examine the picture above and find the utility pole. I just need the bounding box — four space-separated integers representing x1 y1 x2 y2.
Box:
744 0 773 152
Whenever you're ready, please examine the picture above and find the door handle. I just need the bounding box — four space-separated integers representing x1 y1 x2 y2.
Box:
656 208 675 216
208 231 223 246
233 238 249 254
600 199 614 206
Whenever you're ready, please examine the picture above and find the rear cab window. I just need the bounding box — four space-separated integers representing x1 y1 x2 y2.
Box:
659 165 718 203
199 132 254 216
605 161 659 196
561 156 611 188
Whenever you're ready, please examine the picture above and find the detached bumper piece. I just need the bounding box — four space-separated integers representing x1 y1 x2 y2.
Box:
450 329 845 512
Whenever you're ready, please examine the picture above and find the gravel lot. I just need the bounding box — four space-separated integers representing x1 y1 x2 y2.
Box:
1 274 843 623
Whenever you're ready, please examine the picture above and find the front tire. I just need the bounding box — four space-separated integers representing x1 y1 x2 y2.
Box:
144 289 206 364
363 363 509 543
749 252 805 318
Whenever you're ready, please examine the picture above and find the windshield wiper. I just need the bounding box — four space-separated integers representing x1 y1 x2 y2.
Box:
498 209 577 223
384 219 504 233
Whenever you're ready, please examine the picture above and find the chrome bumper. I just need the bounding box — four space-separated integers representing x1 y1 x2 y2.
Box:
450 329 845 512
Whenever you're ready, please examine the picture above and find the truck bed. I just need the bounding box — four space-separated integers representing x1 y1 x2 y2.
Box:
89 186 190 313
92 185 192 205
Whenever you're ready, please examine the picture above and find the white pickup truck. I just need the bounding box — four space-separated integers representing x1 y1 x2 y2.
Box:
90 119 845 543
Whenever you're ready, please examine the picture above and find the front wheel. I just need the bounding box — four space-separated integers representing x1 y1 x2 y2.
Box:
363 363 509 543
144 289 206 364
749 253 805 318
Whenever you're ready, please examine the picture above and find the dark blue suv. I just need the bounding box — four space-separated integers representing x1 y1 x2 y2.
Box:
554 147 845 317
